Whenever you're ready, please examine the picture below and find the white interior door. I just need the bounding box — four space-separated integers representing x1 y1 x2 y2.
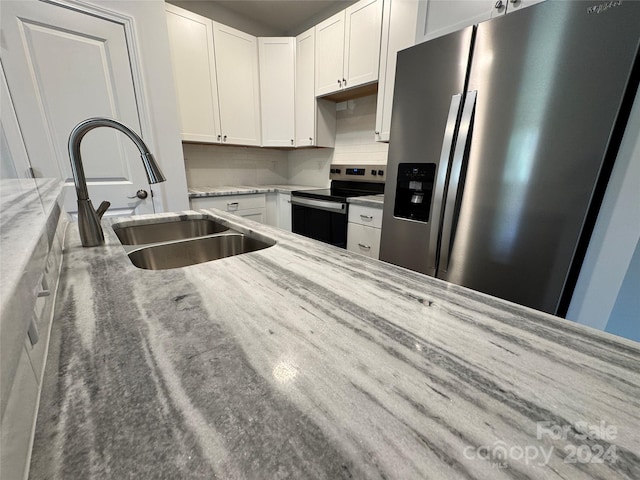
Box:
0 0 154 215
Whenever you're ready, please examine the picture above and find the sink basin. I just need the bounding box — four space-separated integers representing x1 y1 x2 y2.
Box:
113 218 229 245
127 233 276 270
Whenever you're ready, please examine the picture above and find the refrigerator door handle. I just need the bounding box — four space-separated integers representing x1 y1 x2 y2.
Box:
426 94 463 270
439 90 477 274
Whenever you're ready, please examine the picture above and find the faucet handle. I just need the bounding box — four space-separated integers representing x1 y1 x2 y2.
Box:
95 200 111 219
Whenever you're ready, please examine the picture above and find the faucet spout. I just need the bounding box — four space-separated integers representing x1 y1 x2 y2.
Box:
68 117 166 247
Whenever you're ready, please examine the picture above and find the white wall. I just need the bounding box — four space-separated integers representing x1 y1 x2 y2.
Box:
81 0 189 212
567 92 640 335
168 0 282 36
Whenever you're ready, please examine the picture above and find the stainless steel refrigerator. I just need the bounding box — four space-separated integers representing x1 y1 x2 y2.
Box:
379 0 640 316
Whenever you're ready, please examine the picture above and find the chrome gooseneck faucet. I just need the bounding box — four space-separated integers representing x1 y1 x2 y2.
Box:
68 117 166 247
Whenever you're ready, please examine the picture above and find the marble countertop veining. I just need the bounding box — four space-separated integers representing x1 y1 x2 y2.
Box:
30 210 640 479
188 184 321 198
0 178 61 297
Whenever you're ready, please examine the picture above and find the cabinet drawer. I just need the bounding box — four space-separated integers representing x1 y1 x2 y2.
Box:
191 194 266 212
347 222 381 259
348 204 383 228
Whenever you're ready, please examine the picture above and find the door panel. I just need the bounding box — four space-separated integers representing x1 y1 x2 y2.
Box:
165 5 220 143
213 23 261 146
1 0 154 215
315 12 345 96
438 1 640 314
379 27 474 276
344 0 383 88
295 28 315 146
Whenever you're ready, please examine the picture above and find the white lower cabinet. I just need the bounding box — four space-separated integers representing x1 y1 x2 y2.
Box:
190 194 266 223
266 192 292 231
347 204 383 259
276 193 292 231
0 343 39 480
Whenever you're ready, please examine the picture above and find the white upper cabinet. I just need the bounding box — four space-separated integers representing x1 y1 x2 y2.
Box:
295 28 316 146
315 0 383 96
375 0 420 142
165 5 220 143
315 11 346 96
344 0 384 89
416 0 505 43
505 0 547 15
295 27 336 148
416 0 546 43
213 22 262 146
165 5 261 147
259 37 295 147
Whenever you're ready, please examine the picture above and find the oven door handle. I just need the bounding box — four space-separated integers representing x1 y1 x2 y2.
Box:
291 197 347 214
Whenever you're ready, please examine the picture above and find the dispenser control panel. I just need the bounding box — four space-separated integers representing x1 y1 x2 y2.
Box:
394 163 436 223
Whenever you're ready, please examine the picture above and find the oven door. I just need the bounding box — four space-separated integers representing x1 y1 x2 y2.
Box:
291 197 348 248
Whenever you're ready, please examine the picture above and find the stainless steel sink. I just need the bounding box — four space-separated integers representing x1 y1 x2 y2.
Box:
127 233 276 270
113 218 229 245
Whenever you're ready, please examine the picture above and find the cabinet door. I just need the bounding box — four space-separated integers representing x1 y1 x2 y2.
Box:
344 0 383 89
166 5 221 143
213 23 262 146
347 223 381 259
416 0 504 43
277 193 292 231
376 0 419 142
315 11 346 96
259 37 295 147
236 208 265 224
506 0 546 14
295 28 316 146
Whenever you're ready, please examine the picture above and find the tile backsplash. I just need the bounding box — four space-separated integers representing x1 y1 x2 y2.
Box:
183 94 388 188
183 144 289 187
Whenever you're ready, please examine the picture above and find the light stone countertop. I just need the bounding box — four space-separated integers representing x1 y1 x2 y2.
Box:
0 178 64 415
348 194 384 208
30 209 640 479
188 184 322 198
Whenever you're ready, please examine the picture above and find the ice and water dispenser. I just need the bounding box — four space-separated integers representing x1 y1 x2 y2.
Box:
393 163 436 222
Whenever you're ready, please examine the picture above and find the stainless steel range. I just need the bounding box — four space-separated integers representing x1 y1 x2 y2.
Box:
291 166 385 248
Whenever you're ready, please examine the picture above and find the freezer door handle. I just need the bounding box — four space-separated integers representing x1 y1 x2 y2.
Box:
427 94 463 270
439 90 477 273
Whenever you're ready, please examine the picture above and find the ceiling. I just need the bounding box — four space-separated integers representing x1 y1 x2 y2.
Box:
209 1 355 34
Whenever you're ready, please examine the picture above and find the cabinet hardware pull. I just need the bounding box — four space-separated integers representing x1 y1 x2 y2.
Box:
309 137 313 143
358 243 371 249
337 79 342 86
360 214 373 220
217 134 221 140
223 135 227 141
495 0 503 8
343 78 346 86
291 139 294 145
374 131 380 135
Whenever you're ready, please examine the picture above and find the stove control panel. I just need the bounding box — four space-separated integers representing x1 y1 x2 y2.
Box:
330 165 385 182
